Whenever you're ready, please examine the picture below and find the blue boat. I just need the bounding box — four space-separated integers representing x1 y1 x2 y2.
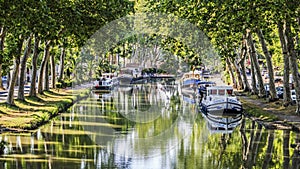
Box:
180 71 202 94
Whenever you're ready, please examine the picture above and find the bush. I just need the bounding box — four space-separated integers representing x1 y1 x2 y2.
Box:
56 82 63 88
56 79 74 88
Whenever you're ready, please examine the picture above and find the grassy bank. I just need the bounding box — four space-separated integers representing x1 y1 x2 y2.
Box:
238 92 298 129
0 89 89 131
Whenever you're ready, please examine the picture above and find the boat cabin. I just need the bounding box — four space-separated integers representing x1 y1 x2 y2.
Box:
182 70 201 80
101 73 117 79
206 86 234 97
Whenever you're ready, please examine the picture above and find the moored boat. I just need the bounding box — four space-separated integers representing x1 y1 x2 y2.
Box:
118 66 142 86
180 70 202 94
198 81 216 96
200 86 243 115
92 73 119 92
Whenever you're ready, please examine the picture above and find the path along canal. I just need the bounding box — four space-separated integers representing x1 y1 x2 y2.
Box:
0 84 300 169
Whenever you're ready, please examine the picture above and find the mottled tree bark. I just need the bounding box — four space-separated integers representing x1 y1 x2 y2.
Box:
283 130 290 169
238 39 251 92
291 133 300 169
6 37 24 105
246 30 265 97
244 121 256 168
58 47 65 82
257 29 277 101
251 124 263 166
262 130 274 169
284 20 300 113
230 57 243 90
248 48 258 95
18 34 33 101
29 34 40 97
50 54 55 89
226 57 236 87
37 40 51 94
44 61 49 91
0 27 6 90
278 21 292 105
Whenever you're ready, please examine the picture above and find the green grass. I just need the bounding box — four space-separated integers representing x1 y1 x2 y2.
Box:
243 104 278 122
0 89 89 130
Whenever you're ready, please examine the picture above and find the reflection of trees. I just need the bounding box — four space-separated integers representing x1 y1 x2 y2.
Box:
5 94 300 168
262 130 274 169
111 84 185 158
291 133 300 169
116 84 173 123
241 121 263 169
283 130 290 168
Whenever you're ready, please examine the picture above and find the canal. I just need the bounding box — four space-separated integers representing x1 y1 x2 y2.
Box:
0 84 300 169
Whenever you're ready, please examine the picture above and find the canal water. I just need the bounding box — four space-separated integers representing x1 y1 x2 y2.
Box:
0 84 300 169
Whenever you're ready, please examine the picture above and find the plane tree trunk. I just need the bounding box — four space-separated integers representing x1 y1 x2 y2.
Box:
226 57 236 87
246 30 266 97
238 39 251 92
29 34 40 97
18 34 33 101
0 27 6 90
284 20 300 113
256 29 277 101
278 21 292 106
50 54 56 89
58 47 65 82
230 56 243 90
37 40 51 94
44 61 49 91
6 37 24 105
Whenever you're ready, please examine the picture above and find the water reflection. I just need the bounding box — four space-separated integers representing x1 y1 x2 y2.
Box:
201 112 242 134
1 85 300 168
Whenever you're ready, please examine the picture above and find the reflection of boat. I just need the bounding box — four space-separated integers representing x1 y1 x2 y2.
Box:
202 112 242 134
180 70 201 94
182 93 196 104
200 86 243 115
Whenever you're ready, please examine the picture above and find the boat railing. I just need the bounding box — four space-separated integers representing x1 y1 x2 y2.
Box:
206 101 242 108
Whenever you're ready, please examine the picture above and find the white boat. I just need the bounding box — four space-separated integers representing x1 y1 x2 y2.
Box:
200 86 243 115
92 73 119 92
91 78 113 92
198 81 216 96
118 65 142 86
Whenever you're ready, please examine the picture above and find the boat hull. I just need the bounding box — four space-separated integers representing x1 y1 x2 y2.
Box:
200 101 243 116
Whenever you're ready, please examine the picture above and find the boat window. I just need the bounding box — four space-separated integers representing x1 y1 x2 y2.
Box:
211 89 217 95
218 89 225 95
227 89 233 95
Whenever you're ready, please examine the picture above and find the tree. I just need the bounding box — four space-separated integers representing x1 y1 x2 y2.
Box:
246 30 266 97
18 34 33 101
6 35 24 105
278 21 292 105
0 27 7 90
238 37 251 92
257 29 277 100
58 46 65 82
29 34 40 97
37 40 51 94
